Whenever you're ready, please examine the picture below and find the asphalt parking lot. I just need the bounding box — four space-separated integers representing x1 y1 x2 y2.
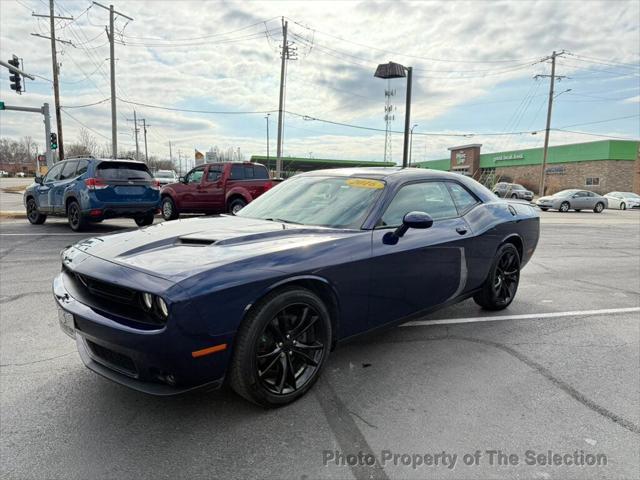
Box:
1 209 639 480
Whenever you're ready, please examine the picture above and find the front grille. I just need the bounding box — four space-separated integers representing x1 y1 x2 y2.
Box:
86 339 137 377
62 265 165 327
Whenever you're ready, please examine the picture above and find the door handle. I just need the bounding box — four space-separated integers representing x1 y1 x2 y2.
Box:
455 226 467 235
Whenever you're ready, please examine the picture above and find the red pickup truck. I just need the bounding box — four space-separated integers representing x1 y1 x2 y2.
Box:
160 162 274 220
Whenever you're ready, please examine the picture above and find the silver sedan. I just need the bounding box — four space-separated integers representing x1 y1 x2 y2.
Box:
536 189 608 213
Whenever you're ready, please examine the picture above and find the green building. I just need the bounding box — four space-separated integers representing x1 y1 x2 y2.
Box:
250 155 396 178
414 140 640 195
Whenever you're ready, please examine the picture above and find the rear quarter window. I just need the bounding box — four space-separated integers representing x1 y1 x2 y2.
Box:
254 165 269 179
230 164 244 180
96 162 152 180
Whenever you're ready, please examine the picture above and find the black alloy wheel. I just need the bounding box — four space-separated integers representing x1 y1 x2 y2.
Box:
474 243 520 310
67 201 85 231
26 198 46 225
229 288 332 407
559 201 570 212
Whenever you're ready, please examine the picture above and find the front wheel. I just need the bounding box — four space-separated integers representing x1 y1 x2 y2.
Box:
67 201 86 232
26 198 46 225
593 202 604 213
559 201 570 212
540 207 549 211
134 213 154 227
511 193 518 199
229 287 332 407
161 196 179 220
473 243 520 311
228 198 247 215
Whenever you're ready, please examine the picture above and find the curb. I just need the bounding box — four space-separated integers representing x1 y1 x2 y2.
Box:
0 211 26 219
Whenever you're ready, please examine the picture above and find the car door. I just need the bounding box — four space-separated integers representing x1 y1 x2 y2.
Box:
196 164 225 212
368 180 471 328
176 166 206 210
36 163 64 212
51 160 78 213
570 191 588 209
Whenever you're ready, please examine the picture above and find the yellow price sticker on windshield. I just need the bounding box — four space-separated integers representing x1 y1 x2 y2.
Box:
346 178 385 189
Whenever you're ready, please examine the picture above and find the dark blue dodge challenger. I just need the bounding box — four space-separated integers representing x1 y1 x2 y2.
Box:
54 168 540 406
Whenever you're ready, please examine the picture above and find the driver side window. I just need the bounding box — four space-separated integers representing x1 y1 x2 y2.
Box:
380 181 458 227
186 167 204 184
43 163 64 184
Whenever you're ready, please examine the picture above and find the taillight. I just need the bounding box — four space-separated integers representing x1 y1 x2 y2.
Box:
84 178 108 190
151 180 161 190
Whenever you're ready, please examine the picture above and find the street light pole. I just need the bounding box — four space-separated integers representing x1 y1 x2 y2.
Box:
374 61 413 168
409 123 418 166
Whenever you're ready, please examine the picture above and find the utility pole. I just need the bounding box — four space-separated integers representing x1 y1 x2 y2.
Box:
275 18 297 177
93 2 133 159
169 140 173 166
127 110 140 160
31 3 73 162
142 118 149 163
265 113 270 162
536 50 566 196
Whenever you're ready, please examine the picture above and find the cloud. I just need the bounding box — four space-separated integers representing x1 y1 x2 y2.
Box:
1 0 638 163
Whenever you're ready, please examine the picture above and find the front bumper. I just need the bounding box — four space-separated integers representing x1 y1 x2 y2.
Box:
53 272 230 395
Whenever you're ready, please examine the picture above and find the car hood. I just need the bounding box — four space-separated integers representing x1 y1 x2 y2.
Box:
70 215 360 281
537 196 559 202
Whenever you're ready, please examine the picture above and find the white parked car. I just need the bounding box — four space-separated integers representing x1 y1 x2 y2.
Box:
15 172 26 178
154 169 178 186
0 170 9 177
604 192 640 210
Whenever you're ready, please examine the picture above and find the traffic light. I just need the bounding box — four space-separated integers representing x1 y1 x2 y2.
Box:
50 133 58 150
8 55 22 94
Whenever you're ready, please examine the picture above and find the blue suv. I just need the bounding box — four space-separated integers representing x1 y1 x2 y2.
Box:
24 157 161 231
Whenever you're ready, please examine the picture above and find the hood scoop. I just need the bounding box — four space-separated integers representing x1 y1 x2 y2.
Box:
177 236 217 246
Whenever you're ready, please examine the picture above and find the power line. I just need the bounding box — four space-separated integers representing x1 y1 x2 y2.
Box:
552 129 638 140
61 98 110 108
557 114 640 129
116 97 278 114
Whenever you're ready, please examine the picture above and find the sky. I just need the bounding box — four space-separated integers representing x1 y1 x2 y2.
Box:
0 0 639 168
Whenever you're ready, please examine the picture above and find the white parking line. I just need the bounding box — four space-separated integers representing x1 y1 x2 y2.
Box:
401 307 640 327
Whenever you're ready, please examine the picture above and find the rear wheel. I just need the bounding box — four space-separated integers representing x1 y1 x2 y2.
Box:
559 201 570 212
67 201 86 232
229 287 332 407
134 213 154 227
228 197 247 215
593 202 604 213
620 202 626 210
540 207 549 211
26 198 46 225
161 196 179 220
474 243 520 311
575 209 581 212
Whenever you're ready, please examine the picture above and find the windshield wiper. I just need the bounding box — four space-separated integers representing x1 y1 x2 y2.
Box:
264 217 302 225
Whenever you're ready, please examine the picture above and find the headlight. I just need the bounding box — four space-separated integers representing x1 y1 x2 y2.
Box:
141 292 153 310
156 297 169 318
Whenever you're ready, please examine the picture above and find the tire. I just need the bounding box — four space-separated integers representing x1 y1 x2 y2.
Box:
593 202 604 213
559 201 570 212
229 287 332 407
511 193 518 199
575 209 581 212
540 207 549 211
228 197 247 215
620 202 626 210
161 196 179 221
26 198 46 225
134 213 154 227
67 201 86 232
473 243 521 311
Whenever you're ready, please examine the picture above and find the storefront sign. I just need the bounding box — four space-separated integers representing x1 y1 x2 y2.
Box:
545 166 566 175
455 152 467 164
493 153 525 161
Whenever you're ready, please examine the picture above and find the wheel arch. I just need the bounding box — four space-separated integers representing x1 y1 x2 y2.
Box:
64 194 79 213
225 187 252 205
244 275 341 349
500 233 524 262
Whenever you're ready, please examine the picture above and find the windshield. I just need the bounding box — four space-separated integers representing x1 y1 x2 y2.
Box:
512 184 525 191
237 175 385 228
621 192 640 199
552 189 578 197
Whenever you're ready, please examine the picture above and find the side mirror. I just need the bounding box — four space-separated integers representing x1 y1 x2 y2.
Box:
383 211 433 245
35 175 43 185
179 176 186 183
